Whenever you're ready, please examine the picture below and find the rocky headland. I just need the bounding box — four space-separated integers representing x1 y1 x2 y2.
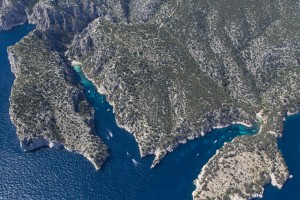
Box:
193 111 289 200
1 0 300 199
67 19 257 169
8 31 109 170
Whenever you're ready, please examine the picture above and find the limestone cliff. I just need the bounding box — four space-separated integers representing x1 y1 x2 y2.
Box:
1 0 299 199
0 0 28 30
68 0 299 198
68 19 256 168
8 31 109 170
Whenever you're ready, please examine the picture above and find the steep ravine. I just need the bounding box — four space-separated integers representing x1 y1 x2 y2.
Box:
1 0 299 199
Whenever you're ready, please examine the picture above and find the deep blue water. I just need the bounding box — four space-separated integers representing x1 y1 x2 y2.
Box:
255 114 300 200
0 24 298 200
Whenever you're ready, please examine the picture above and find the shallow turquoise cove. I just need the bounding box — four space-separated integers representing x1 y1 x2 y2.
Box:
0 24 299 199
73 65 82 73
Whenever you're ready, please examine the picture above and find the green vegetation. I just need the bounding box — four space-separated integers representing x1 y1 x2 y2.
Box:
68 20 257 167
9 31 109 170
2 0 299 198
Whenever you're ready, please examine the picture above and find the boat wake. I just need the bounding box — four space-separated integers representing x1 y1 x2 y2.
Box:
132 159 139 166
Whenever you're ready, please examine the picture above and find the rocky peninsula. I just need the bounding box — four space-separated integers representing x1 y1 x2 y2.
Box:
1 0 300 199
8 31 109 170
67 19 256 169
193 111 289 199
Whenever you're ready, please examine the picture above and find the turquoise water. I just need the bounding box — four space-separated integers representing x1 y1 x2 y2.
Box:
0 24 298 199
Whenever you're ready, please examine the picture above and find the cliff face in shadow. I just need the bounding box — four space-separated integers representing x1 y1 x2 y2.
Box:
0 0 28 30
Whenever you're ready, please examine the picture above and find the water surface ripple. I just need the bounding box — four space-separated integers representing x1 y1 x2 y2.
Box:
0 24 298 200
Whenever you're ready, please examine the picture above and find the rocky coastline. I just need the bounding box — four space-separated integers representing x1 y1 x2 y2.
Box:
1 0 300 199
192 110 290 199
8 31 109 170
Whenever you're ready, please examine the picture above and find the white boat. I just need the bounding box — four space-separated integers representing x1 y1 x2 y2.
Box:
214 140 218 143
107 108 110 112
127 152 131 156
108 130 113 138
132 159 139 166
196 153 199 156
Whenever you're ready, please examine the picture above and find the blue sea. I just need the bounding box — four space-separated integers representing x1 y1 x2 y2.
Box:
0 24 299 200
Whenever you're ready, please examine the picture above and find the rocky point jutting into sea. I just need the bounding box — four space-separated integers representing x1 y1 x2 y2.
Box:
1 0 300 199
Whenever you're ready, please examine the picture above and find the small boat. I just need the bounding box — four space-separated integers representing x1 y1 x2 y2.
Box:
196 153 199 156
132 159 139 166
127 152 131 156
108 130 113 138
88 90 91 93
214 140 218 143
107 108 110 112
